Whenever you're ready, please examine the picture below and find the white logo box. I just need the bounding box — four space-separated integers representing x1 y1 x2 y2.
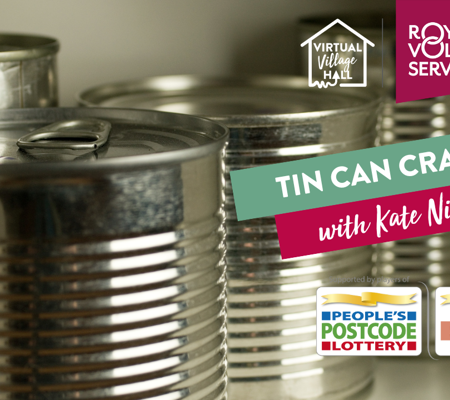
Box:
435 287 450 356
317 287 422 356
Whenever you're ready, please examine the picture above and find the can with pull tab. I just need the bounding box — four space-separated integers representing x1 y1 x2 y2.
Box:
0 107 229 400
78 75 381 400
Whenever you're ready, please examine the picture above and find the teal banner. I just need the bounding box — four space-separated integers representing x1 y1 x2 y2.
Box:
230 135 450 221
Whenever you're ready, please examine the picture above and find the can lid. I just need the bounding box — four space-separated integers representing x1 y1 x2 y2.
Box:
0 107 228 174
297 13 395 38
0 33 59 62
77 75 381 127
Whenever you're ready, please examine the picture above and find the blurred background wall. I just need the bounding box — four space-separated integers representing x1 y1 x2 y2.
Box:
0 0 394 105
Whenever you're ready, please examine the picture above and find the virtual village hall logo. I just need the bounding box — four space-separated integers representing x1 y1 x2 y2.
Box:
301 19 375 88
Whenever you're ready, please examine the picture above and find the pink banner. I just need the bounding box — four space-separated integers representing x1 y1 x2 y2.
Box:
397 0 450 103
275 185 450 259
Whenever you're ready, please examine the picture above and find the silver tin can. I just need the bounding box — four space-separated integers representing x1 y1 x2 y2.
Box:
298 15 450 352
0 33 59 108
0 107 228 400
78 75 380 400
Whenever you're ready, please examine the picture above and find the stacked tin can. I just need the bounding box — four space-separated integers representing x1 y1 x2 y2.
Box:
78 75 380 399
297 14 450 351
0 107 228 399
0 33 59 108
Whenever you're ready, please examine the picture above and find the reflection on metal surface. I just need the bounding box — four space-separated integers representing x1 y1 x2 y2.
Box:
220 80 378 399
0 108 229 399
0 33 59 108
77 75 380 400
376 96 450 353
380 98 450 144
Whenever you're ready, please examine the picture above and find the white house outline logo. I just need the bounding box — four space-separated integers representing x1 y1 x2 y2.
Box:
301 19 375 88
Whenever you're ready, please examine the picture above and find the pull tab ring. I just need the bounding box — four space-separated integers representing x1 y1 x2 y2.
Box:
17 119 111 151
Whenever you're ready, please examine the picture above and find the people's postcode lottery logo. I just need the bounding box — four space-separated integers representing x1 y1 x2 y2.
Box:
316 287 421 356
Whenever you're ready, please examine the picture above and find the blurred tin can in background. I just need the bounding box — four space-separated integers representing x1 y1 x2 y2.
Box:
298 14 450 351
0 33 59 108
0 107 228 399
78 75 381 400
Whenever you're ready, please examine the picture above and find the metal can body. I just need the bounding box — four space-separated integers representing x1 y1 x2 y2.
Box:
0 107 228 400
221 84 377 400
297 14 450 353
0 33 59 108
78 75 380 399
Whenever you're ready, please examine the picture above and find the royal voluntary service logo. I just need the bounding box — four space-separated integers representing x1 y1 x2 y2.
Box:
397 0 450 102
300 19 375 88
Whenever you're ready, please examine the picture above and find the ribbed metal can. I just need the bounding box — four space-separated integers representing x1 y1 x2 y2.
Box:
297 14 450 352
0 33 59 108
0 107 228 399
78 75 381 400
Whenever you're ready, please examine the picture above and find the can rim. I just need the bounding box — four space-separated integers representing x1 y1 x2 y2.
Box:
0 33 59 62
76 74 382 128
0 107 229 176
297 12 395 38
